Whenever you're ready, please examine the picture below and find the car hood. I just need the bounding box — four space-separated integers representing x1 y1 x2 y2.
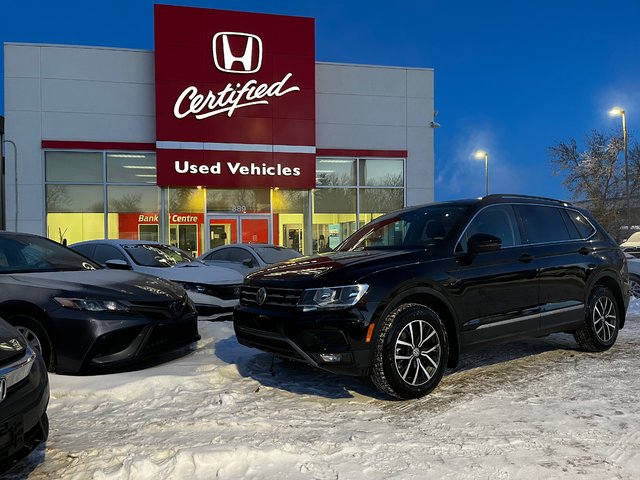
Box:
246 249 425 286
134 263 244 284
6 269 185 301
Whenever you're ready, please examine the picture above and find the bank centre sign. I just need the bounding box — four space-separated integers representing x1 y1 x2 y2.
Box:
154 5 316 188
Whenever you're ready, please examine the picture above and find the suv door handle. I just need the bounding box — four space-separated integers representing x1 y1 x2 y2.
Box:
578 247 590 255
519 253 534 263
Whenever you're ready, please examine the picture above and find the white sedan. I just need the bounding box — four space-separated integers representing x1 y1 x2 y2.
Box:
71 240 244 321
199 243 302 275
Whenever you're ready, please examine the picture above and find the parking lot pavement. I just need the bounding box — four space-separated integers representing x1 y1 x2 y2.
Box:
7 304 640 479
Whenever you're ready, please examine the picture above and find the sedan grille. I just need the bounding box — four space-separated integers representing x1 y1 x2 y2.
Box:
127 295 190 319
240 286 302 309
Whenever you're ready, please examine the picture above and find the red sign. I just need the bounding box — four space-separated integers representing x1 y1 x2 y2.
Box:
154 5 316 188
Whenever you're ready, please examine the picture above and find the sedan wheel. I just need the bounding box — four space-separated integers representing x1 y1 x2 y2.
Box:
9 314 56 371
629 274 640 299
16 325 44 354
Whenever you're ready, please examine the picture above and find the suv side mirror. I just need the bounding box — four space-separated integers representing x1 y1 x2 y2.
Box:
105 259 132 270
467 233 502 254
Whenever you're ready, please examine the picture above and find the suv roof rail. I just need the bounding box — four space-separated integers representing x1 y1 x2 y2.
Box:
482 194 572 206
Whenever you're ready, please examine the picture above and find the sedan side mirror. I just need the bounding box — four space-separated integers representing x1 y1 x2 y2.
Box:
105 259 132 270
467 233 502 254
242 258 255 268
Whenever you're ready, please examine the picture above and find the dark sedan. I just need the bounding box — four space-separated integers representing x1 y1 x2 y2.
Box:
0 317 49 473
0 232 200 374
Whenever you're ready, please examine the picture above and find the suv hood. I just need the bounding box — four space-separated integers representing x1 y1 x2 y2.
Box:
135 263 244 284
247 249 424 286
6 269 185 301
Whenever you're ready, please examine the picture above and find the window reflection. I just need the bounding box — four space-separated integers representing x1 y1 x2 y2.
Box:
107 153 157 184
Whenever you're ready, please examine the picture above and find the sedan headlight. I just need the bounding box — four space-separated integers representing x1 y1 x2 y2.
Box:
297 284 368 311
176 282 208 294
54 297 129 312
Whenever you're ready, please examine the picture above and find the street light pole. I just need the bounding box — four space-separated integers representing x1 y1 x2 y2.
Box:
474 150 489 196
609 107 630 233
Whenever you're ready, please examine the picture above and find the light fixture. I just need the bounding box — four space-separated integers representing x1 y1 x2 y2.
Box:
473 150 489 196
609 107 624 117
609 106 630 232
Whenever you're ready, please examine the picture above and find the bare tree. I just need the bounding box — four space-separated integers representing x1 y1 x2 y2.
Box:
550 130 640 239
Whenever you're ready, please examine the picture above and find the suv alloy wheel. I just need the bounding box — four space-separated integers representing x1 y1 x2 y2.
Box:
371 304 449 399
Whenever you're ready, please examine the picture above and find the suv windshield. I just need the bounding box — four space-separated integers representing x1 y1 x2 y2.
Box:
123 244 198 268
0 234 99 273
337 204 470 251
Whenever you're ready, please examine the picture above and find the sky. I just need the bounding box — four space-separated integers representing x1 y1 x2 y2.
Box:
1 0 639 201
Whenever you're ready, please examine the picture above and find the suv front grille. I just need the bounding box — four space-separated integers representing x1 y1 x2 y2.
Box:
240 286 303 309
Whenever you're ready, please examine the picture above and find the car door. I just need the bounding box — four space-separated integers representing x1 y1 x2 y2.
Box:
449 204 541 348
515 204 591 332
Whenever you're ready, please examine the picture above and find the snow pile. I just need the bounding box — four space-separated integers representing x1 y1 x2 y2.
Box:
7 303 640 479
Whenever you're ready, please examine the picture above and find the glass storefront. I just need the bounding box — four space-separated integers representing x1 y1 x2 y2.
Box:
44 152 405 255
313 157 405 252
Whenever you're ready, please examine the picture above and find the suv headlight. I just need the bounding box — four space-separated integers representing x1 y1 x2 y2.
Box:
297 284 368 311
54 297 129 312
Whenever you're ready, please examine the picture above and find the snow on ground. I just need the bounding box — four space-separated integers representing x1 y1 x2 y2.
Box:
7 303 640 479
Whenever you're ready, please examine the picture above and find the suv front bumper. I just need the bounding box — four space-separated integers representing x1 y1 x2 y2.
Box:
233 304 378 377
0 349 49 473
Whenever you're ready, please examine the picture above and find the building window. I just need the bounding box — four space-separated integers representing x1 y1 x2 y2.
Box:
45 151 158 246
273 189 309 254
313 157 405 253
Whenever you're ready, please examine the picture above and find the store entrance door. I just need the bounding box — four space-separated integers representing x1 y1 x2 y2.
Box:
206 215 271 251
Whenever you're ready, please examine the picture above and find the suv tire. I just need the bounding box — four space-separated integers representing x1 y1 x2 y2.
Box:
574 286 619 352
9 314 56 371
371 303 448 399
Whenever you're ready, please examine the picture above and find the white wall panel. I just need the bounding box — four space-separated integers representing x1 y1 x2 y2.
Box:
40 46 154 83
42 112 156 142
42 79 155 116
407 69 435 99
316 123 407 150
316 93 406 127
5 77 41 111
4 44 40 78
406 97 434 128
316 63 407 97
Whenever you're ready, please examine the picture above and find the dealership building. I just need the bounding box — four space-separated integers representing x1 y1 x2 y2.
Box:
2 5 435 256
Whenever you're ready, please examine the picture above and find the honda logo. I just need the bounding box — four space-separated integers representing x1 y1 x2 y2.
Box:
213 32 263 74
0 377 6 403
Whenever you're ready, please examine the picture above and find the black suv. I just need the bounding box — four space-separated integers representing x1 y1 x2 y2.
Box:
234 195 629 399
0 317 49 472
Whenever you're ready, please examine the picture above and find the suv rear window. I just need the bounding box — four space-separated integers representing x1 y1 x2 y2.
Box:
564 210 596 239
516 205 571 244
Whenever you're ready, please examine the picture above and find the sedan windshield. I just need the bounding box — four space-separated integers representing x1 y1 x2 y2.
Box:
254 247 302 264
0 234 99 273
337 204 471 251
124 244 198 268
